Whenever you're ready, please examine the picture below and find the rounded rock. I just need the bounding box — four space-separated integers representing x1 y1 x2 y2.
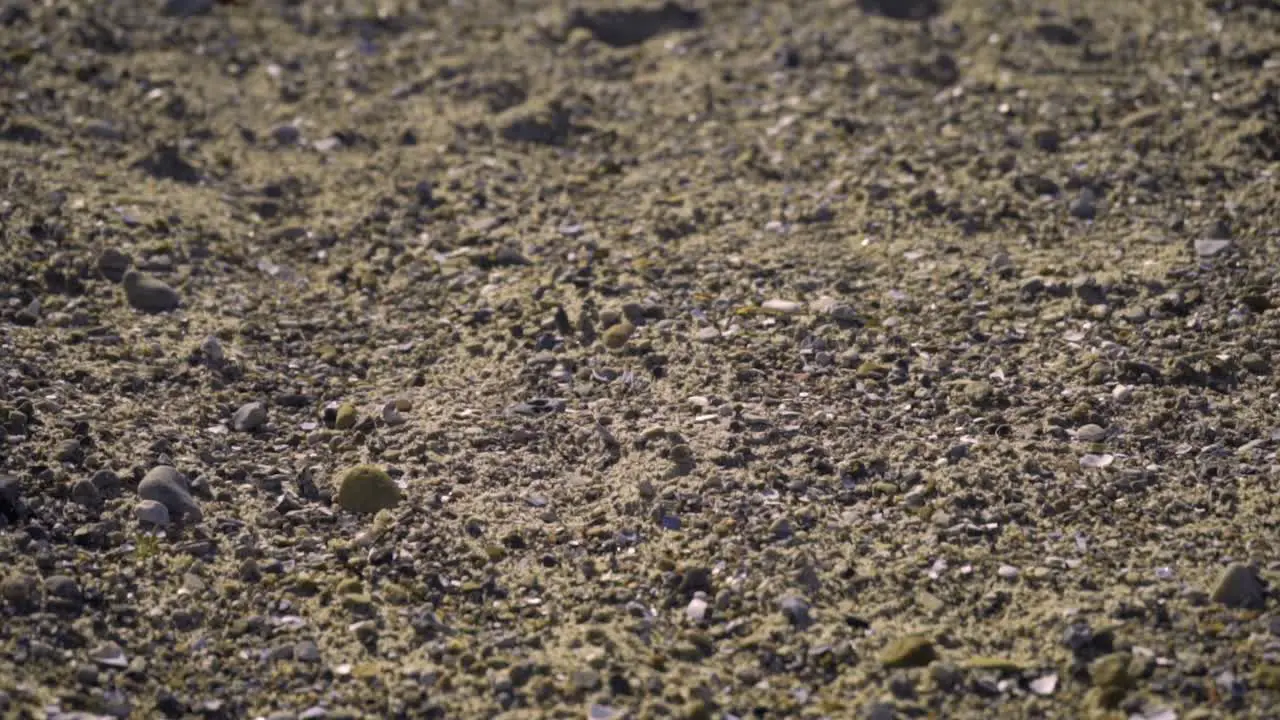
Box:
335 465 402 514
135 499 171 527
137 466 201 522
232 402 267 432
123 270 181 313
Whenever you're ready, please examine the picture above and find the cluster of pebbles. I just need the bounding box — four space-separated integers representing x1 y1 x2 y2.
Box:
2 0 1279 718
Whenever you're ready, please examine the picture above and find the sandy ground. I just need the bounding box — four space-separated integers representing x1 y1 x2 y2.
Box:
2 0 1280 718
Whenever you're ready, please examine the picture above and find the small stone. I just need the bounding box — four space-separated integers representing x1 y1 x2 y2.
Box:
1194 238 1231 258
231 402 267 432
1069 188 1098 220
381 401 406 426
200 335 225 368
687 594 709 623
97 248 132 282
89 642 128 669
695 326 720 343
0 474 22 521
601 321 635 349
123 270 180 313
1241 353 1269 375
1 573 41 614
90 469 122 494
70 478 101 508
929 662 962 691
1076 424 1107 442
44 575 82 609
135 500 171 527
761 298 804 316
1090 652 1133 691
881 635 937 668
962 380 993 405
335 465 402 514
1029 672 1058 696
137 466 202 522
779 595 812 628
334 403 358 430
1210 563 1265 609
55 438 83 463
1030 124 1060 152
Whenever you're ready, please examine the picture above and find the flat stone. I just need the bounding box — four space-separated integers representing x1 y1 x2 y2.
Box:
761 298 804 316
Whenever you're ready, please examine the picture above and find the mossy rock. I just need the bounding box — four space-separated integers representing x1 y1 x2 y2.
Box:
334 403 359 430
601 321 635 349
880 634 936 668
335 465 401 514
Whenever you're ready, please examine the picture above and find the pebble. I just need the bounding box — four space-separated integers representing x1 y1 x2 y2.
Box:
1069 188 1098 220
810 295 858 322
69 478 101 508
779 595 812 628
122 270 181 313
1211 563 1265 609
601 321 635 349
695 326 720 342
334 403 358 430
199 336 225 368
135 499 171 527
90 469 122 494
55 438 83 463
381 401 406 426
687 594 709 623
1 573 41 614
1076 424 1107 442
1194 238 1231 258
44 575 82 610
89 642 128 668
137 466 202 522
880 635 937 668
96 248 132 282
231 402 267 432
0 473 22 521
335 465 402 514
761 298 804 316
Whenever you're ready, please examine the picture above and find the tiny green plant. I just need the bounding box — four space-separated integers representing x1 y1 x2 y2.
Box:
134 532 161 561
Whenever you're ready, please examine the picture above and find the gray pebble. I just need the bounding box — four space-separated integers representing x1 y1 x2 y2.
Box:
1069 188 1098 220
779 595 812 628
135 499 171 527
97 248 132 282
1 573 41 614
44 575 83 609
1211 563 1265 609
0 474 22 521
123 270 181 313
1076 424 1107 442
137 466 201 522
232 402 267 432
70 478 101 508
90 469 122 495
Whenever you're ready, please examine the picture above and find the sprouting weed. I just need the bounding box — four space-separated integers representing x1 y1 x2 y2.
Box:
135 532 161 561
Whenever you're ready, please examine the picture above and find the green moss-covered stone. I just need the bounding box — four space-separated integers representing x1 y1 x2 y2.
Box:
334 403 359 430
335 465 401 514
880 635 936 668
